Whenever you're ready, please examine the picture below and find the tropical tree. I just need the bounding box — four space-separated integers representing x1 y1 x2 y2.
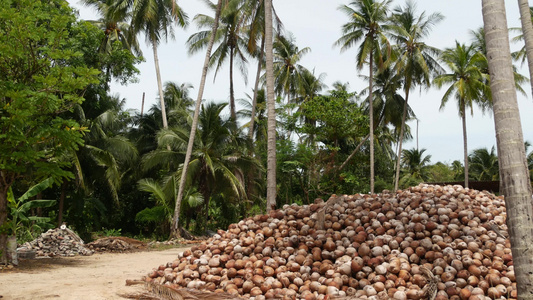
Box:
334 0 392 194
110 0 188 130
272 34 311 105
265 0 277 212
0 0 99 263
482 0 533 296
174 0 224 237
80 0 142 57
433 42 489 188
399 148 431 188
388 0 443 191
469 146 499 181
517 0 533 96
187 0 248 120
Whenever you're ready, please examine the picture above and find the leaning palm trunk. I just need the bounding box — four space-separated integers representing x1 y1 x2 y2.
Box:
518 0 533 97
338 134 370 172
248 37 265 142
483 0 533 297
265 0 277 212
171 0 224 238
394 89 410 191
153 42 168 129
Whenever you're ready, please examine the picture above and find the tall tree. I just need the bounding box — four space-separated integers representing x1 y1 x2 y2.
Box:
469 146 499 181
334 0 392 194
173 0 224 237
187 0 248 120
389 0 443 191
81 0 142 57
482 0 533 297
112 0 188 130
265 0 277 212
0 0 99 263
518 0 533 96
433 42 489 188
399 148 431 188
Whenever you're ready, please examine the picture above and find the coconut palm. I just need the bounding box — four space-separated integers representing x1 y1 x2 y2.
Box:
145 102 259 231
110 0 188 130
469 146 499 181
482 0 533 294
240 0 282 143
81 0 142 56
174 0 224 238
187 0 249 121
388 0 443 192
433 42 489 188
272 33 311 105
517 0 533 96
334 0 392 194
399 147 431 188
265 0 276 212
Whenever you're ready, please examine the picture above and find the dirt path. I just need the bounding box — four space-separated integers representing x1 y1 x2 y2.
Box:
0 247 189 300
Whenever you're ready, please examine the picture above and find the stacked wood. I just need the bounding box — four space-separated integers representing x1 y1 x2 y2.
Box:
139 184 515 300
18 227 93 257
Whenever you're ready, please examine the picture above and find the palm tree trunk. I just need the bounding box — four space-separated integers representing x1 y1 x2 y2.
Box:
152 42 168 129
394 89 410 191
338 134 370 172
369 52 375 194
248 37 265 142
518 0 533 97
171 0 223 238
483 0 533 297
229 46 236 121
265 0 277 212
461 104 469 188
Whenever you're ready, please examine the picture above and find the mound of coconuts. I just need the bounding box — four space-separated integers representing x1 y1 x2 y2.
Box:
141 184 515 300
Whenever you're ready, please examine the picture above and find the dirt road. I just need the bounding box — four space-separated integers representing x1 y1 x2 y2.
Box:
0 247 188 300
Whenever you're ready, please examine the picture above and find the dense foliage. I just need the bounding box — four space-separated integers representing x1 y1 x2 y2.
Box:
1 0 531 251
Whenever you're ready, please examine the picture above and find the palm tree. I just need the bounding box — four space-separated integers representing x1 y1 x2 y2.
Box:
517 0 533 96
265 0 276 212
272 33 311 104
110 0 188 130
240 0 282 143
174 0 224 237
81 0 142 57
399 148 431 188
433 42 489 188
482 0 533 295
388 0 443 192
146 102 257 231
334 0 392 194
469 146 499 181
187 0 248 120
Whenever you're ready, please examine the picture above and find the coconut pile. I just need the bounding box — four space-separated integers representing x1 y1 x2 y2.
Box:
17 227 93 257
140 184 514 300
87 236 147 253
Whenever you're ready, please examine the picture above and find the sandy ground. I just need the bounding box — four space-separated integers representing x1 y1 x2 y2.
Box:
0 247 189 300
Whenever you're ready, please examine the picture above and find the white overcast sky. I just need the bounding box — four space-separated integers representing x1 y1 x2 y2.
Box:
67 0 533 164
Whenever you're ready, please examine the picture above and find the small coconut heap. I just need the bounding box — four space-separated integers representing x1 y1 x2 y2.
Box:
141 184 514 300
87 236 147 253
18 227 93 257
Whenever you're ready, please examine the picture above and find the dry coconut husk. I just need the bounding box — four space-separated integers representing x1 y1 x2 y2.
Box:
88 237 146 253
123 280 243 300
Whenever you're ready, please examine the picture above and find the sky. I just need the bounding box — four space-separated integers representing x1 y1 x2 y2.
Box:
67 0 533 164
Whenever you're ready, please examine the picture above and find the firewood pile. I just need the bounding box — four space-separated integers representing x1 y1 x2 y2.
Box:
18 227 93 257
87 236 147 253
137 184 515 300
